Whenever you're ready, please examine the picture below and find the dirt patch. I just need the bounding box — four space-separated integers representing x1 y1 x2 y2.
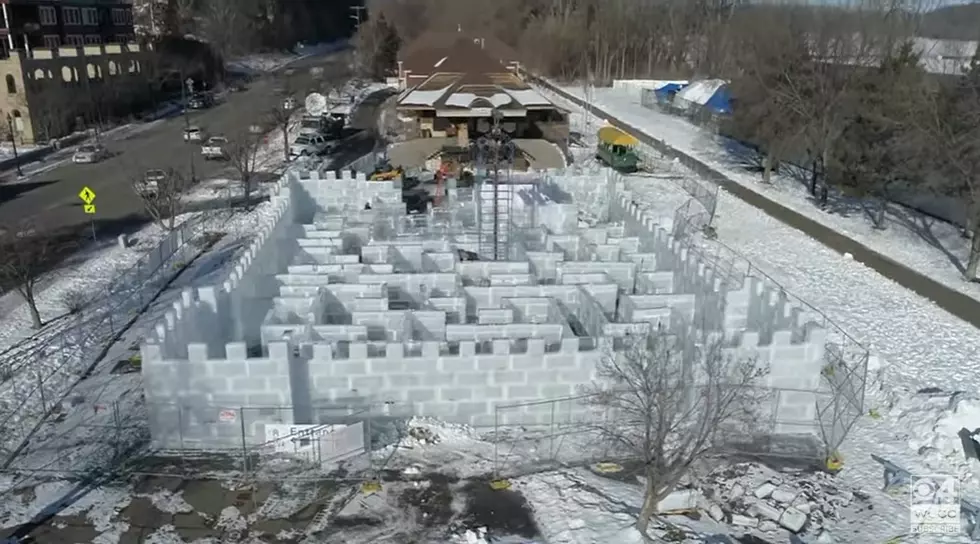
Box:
397 478 453 528
457 479 540 539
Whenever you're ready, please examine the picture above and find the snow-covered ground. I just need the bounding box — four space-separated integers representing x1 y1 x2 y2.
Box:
0 143 39 162
0 109 315 485
552 82 980 304
538 88 980 542
226 42 348 75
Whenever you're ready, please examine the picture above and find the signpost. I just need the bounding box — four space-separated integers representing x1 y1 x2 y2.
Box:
78 186 96 242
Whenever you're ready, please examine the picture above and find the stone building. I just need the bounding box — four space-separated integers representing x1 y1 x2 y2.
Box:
0 0 145 143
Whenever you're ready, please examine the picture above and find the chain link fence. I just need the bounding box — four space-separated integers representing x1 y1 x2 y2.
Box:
664 189 868 459
0 213 224 470
487 384 845 480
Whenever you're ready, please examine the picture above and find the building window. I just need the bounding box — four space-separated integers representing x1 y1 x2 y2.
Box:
111 8 131 26
38 6 57 26
12 110 22 132
5 75 16 94
64 35 84 46
62 7 81 25
84 35 101 45
82 8 98 26
42 35 60 48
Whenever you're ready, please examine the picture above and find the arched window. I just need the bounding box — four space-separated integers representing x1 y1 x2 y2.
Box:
5 74 16 94
11 110 23 132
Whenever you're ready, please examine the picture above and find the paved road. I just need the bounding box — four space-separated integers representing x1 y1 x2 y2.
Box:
538 79 980 331
0 53 351 239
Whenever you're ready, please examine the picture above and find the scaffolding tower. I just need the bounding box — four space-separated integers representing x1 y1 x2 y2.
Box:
472 109 518 261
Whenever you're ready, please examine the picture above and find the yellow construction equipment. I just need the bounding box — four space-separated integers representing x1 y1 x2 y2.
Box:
370 168 401 181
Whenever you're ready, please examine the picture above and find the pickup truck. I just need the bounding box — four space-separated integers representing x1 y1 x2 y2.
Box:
289 133 332 159
201 136 228 160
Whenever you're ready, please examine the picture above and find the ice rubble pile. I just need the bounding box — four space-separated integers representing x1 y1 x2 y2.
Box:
673 462 872 541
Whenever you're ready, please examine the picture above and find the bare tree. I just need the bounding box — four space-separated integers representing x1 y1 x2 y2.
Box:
132 167 190 231
583 329 768 536
266 101 293 163
727 17 810 184
199 0 252 63
226 130 263 207
0 222 63 329
917 48 980 280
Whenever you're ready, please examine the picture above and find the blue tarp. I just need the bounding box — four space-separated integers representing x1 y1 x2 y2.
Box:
654 82 687 103
703 85 732 115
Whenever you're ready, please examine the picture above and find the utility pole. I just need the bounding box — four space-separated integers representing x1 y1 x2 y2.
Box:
349 6 366 30
350 6 366 74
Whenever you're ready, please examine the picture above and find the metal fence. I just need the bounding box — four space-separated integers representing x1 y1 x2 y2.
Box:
664 179 868 458
0 213 218 468
0 399 406 496
488 386 839 479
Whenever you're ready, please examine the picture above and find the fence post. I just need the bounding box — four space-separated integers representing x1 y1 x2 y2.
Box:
239 406 248 476
112 401 121 459
137 259 144 308
177 402 185 468
492 406 500 481
36 371 46 413
105 286 115 335
549 401 556 460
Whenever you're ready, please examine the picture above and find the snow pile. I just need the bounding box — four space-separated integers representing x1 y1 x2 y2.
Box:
452 526 490 543
402 417 480 447
216 505 247 533
370 417 495 479
143 524 183 544
896 391 980 483
0 480 131 533
517 471 646 544
139 488 194 514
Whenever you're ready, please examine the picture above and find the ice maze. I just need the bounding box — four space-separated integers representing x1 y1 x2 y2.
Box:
141 168 839 453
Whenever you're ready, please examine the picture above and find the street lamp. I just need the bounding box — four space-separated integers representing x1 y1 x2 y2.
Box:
182 75 197 182
6 113 21 176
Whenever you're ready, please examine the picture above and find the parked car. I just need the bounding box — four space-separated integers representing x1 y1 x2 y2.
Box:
72 144 109 164
289 133 331 158
183 126 205 142
201 136 228 160
282 96 297 110
187 93 213 109
136 169 167 197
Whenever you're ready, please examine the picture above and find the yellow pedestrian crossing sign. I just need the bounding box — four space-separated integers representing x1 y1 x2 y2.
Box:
83 204 96 214
78 186 96 204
